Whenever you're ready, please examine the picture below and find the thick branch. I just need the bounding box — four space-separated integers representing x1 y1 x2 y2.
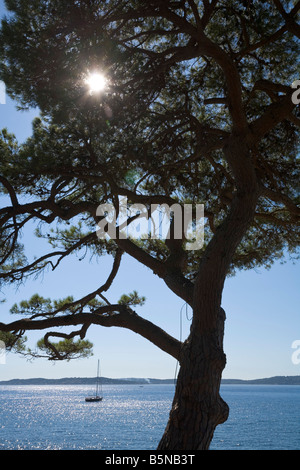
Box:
262 187 300 219
249 94 297 143
0 176 19 207
0 306 182 360
193 136 260 330
272 0 300 38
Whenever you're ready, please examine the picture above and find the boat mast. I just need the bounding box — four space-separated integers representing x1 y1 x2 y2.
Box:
96 359 100 397
96 359 103 397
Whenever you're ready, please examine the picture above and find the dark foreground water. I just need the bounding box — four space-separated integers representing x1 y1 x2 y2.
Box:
0 384 299 450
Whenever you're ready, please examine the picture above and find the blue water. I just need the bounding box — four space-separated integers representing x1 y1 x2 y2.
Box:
0 384 299 450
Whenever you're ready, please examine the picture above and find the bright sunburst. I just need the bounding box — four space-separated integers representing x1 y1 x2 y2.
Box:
86 72 107 93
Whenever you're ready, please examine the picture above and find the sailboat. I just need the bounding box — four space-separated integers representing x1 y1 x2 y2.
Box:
85 359 103 402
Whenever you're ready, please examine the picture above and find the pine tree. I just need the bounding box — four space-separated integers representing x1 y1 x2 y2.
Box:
0 0 299 449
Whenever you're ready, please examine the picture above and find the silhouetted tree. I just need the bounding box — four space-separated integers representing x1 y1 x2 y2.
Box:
0 0 299 449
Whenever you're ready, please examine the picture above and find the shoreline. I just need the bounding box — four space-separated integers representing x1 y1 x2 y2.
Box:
0 375 299 386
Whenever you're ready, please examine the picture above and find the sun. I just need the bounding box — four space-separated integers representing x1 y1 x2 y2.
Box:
86 72 107 93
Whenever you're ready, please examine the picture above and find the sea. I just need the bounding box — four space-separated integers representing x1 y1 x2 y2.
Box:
0 384 299 450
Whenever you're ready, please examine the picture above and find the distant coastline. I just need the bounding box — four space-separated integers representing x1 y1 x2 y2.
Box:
0 375 299 386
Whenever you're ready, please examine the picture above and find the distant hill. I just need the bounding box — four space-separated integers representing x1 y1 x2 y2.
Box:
0 377 175 385
0 376 299 386
222 376 300 385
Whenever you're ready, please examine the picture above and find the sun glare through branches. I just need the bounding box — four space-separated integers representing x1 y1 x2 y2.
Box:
85 72 107 93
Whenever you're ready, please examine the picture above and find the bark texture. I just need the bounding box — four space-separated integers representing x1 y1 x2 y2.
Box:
158 308 228 450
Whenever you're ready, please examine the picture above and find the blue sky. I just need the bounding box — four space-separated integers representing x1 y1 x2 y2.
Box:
0 1 299 381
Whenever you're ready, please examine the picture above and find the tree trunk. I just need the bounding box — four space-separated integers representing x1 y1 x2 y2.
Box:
157 137 259 450
157 307 229 450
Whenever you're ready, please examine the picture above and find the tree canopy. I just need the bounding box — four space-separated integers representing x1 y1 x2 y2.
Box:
0 0 299 360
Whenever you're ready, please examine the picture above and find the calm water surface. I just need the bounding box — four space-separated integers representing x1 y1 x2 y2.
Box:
0 384 299 450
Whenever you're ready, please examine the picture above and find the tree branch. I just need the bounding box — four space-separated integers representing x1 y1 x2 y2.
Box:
262 187 300 219
0 306 182 361
249 93 297 143
272 0 300 38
